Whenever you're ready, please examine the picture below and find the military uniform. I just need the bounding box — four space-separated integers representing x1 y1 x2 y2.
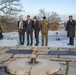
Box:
40 21 49 46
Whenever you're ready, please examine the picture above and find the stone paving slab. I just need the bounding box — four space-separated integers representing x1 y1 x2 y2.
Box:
0 48 10 54
0 58 20 68
68 62 76 75
13 54 31 58
0 53 14 64
57 64 66 75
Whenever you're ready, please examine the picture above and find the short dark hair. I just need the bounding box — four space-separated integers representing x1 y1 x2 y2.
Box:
43 16 46 19
27 15 30 17
69 15 73 18
33 16 37 19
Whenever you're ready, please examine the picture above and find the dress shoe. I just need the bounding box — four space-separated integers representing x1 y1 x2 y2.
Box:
67 43 71 45
27 44 29 46
30 44 32 46
35 43 38 46
45 44 48 46
71 44 74 46
42 44 44 46
21 43 24 45
20 42 24 45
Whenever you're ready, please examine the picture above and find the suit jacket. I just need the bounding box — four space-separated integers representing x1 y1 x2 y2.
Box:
66 20 76 37
18 20 25 32
25 20 34 32
33 20 40 31
40 21 49 33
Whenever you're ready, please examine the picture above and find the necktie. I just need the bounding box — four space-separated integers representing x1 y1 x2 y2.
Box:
34 22 36 24
28 20 30 24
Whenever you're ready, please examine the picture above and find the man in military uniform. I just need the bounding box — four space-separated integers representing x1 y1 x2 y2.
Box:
40 17 49 46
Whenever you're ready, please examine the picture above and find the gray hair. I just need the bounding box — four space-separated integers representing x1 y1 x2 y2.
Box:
19 15 23 18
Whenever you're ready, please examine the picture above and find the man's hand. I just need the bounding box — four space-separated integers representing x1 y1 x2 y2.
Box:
65 29 67 31
70 19 72 22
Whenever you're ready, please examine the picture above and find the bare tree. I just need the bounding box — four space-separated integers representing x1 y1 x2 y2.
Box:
36 9 61 30
50 12 61 23
37 9 48 20
39 9 47 17
0 0 24 32
37 9 61 23
0 0 23 16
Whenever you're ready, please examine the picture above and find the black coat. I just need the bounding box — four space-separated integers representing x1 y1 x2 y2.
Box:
33 20 40 31
18 20 26 32
0 27 2 35
0 27 3 39
66 20 76 37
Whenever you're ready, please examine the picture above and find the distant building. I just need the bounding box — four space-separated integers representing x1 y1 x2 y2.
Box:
58 22 65 30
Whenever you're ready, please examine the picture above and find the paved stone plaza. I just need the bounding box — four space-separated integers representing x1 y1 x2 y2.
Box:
0 31 76 75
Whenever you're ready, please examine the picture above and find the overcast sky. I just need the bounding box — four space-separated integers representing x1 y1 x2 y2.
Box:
20 0 76 21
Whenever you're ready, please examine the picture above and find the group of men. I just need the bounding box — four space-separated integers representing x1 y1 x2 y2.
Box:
18 15 76 46
18 15 49 46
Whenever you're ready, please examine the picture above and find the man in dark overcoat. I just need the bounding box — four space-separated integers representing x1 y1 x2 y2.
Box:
66 15 76 46
0 26 3 39
33 17 40 46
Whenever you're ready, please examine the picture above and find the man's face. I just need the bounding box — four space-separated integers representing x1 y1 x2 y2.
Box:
27 17 30 20
69 17 72 20
19 16 23 21
43 19 47 22
33 18 36 21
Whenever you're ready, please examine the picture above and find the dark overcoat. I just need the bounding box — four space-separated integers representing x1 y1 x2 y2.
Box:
66 20 76 37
